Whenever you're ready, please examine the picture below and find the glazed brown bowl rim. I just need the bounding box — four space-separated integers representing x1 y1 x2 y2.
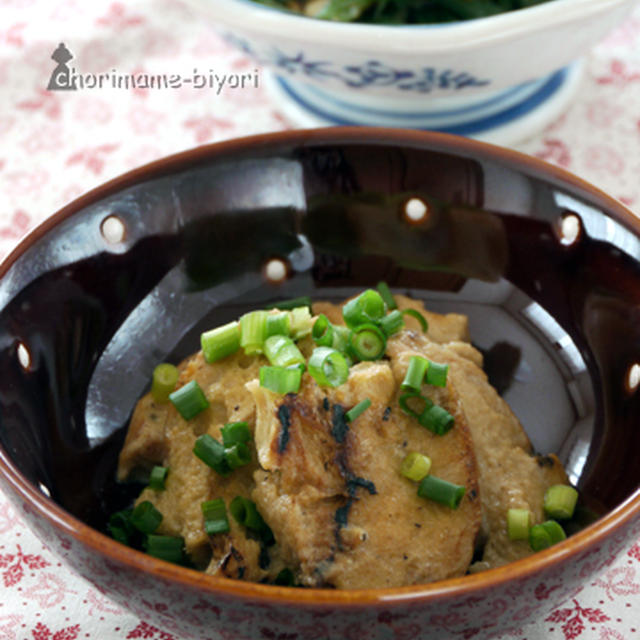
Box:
1 126 639 607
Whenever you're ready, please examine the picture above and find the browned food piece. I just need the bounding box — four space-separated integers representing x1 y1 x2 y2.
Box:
386 315 568 570
248 359 481 589
117 350 267 577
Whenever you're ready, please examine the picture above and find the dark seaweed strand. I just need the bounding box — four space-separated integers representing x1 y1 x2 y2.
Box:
277 404 291 454
322 397 330 411
331 404 349 443
346 474 377 496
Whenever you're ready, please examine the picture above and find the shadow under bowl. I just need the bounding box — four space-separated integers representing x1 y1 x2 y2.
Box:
0 128 639 638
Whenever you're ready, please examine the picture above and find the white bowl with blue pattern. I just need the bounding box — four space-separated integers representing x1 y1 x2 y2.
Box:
185 0 636 144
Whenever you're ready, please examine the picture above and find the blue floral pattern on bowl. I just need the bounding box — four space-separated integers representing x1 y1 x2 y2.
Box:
224 32 490 93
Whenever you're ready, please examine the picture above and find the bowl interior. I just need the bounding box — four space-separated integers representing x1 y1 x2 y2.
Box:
1 132 639 537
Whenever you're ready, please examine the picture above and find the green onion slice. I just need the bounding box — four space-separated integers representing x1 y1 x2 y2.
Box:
401 356 429 392
221 421 251 447
541 519 567 545
308 347 350 388
201 321 240 363
266 311 291 338
507 508 531 541
290 306 313 339
149 466 168 491
145 535 184 563
130 501 163 534
201 498 230 535
312 314 334 347
345 398 371 422
108 509 134 545
267 296 312 311
224 442 251 470
259 365 302 394
229 496 267 532
342 289 386 329
402 308 428 332
240 310 268 355
264 335 305 368
399 391 433 420
544 484 579 520
418 475 465 509
331 325 351 354
419 405 455 435
349 323 386 361
380 310 405 337
193 434 231 476
529 524 553 551
169 380 209 421
426 360 449 387
401 452 432 482
151 363 179 403
377 281 397 310
274 568 295 586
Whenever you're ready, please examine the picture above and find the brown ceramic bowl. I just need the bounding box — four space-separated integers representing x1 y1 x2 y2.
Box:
0 128 639 639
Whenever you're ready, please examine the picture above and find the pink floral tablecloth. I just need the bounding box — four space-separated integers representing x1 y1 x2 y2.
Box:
2 1 640 639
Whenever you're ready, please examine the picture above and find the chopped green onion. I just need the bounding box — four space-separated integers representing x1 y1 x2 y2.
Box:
221 421 251 447
342 289 386 329
193 434 230 476
380 310 405 337
240 310 269 355
529 523 552 551
267 296 312 311
274 568 295 586
399 391 433 420
169 380 209 420
349 323 386 360
290 306 313 339
401 452 432 482
308 347 350 388
426 360 449 387
151 363 179 403
418 475 465 509
201 321 240 363
259 365 302 394
201 498 230 535
541 519 567 544
402 308 428 332
312 314 334 347
145 535 184 563
377 281 397 310
544 484 579 520
331 325 351 354
419 404 455 435
507 508 531 541
149 466 168 491
225 442 251 470
263 335 305 368
266 311 291 338
229 496 267 532
345 398 371 422
401 356 429 392
108 509 134 545
130 500 163 534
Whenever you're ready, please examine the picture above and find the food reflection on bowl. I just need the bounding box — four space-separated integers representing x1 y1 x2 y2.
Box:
0 128 640 639
184 0 637 143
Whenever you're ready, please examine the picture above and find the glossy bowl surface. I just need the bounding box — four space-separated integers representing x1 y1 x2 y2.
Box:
184 0 637 141
1 128 640 639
